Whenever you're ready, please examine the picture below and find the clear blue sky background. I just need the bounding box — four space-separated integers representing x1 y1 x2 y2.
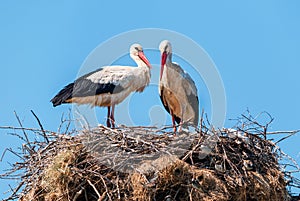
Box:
1 0 300 198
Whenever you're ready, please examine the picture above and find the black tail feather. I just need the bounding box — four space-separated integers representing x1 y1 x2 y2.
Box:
187 93 199 126
50 83 74 107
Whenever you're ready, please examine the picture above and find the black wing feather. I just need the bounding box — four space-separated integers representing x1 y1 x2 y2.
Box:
51 68 124 107
186 93 199 126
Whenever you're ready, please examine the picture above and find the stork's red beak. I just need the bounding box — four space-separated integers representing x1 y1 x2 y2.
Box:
138 51 152 68
161 51 168 67
160 51 168 80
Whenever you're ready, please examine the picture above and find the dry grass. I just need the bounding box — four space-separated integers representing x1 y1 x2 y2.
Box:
1 112 300 201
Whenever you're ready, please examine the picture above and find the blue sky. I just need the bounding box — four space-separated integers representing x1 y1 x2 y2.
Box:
1 0 300 198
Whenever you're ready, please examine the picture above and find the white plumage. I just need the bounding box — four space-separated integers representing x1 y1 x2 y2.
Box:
159 40 199 132
51 44 151 128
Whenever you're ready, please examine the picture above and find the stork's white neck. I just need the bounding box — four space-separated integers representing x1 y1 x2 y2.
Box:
166 53 172 64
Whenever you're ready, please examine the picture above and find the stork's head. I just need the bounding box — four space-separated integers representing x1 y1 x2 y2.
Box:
159 40 172 80
130 44 151 68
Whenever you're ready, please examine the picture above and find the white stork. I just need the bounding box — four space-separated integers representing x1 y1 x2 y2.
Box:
159 40 199 132
51 44 151 128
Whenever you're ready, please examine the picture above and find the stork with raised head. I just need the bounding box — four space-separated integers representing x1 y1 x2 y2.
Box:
51 44 151 128
159 40 199 132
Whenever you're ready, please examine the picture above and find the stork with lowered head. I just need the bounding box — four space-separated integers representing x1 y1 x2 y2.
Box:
158 40 199 132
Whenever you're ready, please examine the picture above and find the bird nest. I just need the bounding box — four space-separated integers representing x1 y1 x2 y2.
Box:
1 112 300 201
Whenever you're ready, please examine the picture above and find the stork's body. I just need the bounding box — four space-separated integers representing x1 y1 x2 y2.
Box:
159 40 199 132
51 44 151 128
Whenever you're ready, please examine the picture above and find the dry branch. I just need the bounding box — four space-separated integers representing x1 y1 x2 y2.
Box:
1 112 300 201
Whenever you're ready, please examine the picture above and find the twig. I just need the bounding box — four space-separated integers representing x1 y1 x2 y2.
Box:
1 148 24 161
9 180 25 200
87 179 101 199
72 188 83 201
58 111 65 134
0 126 53 133
199 109 204 136
267 130 300 135
99 175 112 201
58 108 73 134
74 108 90 131
14 111 31 148
65 108 72 133
276 131 300 144
155 124 180 132
30 110 49 143
1 111 300 200
116 175 121 200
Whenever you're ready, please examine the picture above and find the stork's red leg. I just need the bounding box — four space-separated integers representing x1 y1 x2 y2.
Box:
106 106 111 127
178 120 183 132
110 104 115 128
170 111 177 133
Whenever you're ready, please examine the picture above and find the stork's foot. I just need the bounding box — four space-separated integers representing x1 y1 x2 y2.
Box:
172 124 177 135
110 114 116 128
171 114 177 135
111 120 115 129
178 125 183 132
178 121 184 132
106 118 116 128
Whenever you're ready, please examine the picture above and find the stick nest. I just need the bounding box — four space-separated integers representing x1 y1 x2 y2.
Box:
1 113 300 201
